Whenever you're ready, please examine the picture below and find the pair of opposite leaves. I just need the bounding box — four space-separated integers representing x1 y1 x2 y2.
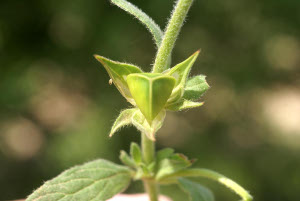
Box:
94 50 209 127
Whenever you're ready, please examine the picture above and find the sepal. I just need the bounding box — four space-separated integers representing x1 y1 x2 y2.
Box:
94 55 143 104
127 73 175 125
166 51 200 104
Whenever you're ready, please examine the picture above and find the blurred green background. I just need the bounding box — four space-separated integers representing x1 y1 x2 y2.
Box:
0 0 300 200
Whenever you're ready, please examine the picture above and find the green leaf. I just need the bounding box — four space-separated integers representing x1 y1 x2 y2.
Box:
127 73 175 124
166 51 200 104
130 142 142 165
155 153 193 180
156 148 175 161
110 108 137 137
159 168 253 201
110 0 163 49
132 109 166 141
166 99 204 111
120 150 136 168
183 75 210 101
26 159 132 201
178 178 214 201
94 55 142 105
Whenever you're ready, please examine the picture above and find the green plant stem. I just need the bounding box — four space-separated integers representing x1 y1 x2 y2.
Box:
143 179 159 201
153 0 194 73
141 132 155 164
141 133 158 201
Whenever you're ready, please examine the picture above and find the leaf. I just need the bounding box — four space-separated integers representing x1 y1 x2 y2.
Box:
127 73 175 124
132 109 166 141
26 159 132 201
156 148 175 162
110 0 163 49
94 55 142 105
155 153 193 180
110 108 137 137
166 51 200 104
120 150 136 168
178 178 214 201
130 142 142 165
183 75 210 101
166 99 204 111
158 168 253 201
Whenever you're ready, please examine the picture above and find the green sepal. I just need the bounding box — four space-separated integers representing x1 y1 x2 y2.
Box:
109 108 137 137
166 51 200 104
94 55 143 105
132 109 166 141
120 150 136 168
183 75 210 101
130 142 142 165
166 100 204 111
127 73 175 125
178 178 214 201
155 153 193 180
26 159 132 201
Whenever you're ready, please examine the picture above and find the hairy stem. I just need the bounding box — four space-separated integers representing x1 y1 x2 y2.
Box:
153 0 194 73
141 133 158 201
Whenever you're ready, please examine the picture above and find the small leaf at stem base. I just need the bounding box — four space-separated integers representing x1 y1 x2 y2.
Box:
166 99 204 111
183 75 210 101
110 108 137 137
130 142 142 165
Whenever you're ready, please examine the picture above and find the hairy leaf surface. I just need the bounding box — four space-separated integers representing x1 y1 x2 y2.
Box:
155 153 193 180
110 108 137 137
183 75 210 101
26 159 132 201
166 99 204 111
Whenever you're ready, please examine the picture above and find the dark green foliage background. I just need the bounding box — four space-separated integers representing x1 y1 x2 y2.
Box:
0 0 299 200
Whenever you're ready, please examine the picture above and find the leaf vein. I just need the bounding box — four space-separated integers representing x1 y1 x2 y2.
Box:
32 172 129 201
